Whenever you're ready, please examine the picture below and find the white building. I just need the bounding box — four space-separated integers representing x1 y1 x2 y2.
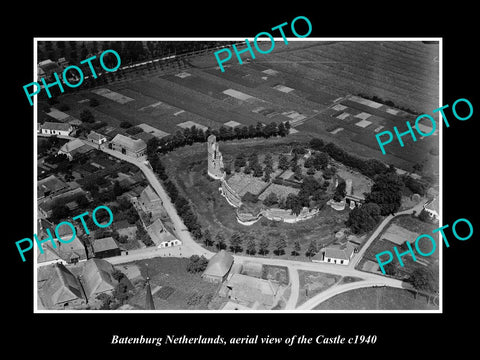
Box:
312 242 356 266
40 122 73 136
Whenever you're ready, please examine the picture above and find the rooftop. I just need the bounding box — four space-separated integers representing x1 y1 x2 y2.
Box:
92 237 119 253
202 250 234 278
41 121 72 132
111 134 146 153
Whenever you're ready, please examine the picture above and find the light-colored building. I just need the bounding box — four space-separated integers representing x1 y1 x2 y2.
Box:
87 131 107 145
202 250 234 283
423 197 439 221
138 185 163 212
81 258 118 300
92 237 121 259
109 134 146 158
313 242 356 266
58 138 92 161
40 122 73 136
146 218 181 248
226 273 279 308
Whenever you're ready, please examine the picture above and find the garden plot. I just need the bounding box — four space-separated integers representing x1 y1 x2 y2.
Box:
273 84 295 93
47 108 79 123
137 123 170 139
262 69 279 76
336 112 351 120
91 88 134 104
175 71 191 78
355 119 373 128
224 120 242 128
177 121 208 132
382 223 420 245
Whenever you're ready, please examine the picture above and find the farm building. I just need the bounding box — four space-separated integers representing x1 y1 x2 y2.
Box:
40 122 73 136
57 138 92 161
92 237 121 259
202 250 234 283
37 174 68 199
109 134 146 158
138 185 162 212
313 242 356 266
81 258 118 300
226 273 279 308
38 263 86 309
423 197 439 221
87 131 107 146
146 218 181 248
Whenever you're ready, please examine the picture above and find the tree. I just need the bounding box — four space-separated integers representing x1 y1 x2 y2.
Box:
346 203 382 234
306 239 318 258
293 165 303 181
112 180 124 197
120 121 133 128
234 152 247 171
258 237 270 255
263 153 273 168
263 164 273 182
274 235 287 255
246 236 256 255
309 138 325 151
215 232 226 250
80 109 94 123
203 229 213 247
286 193 303 216
252 163 264 177
186 255 209 273
409 268 432 292
333 178 347 201
263 192 278 207
383 263 396 276
229 232 243 253
292 240 301 256
278 154 289 170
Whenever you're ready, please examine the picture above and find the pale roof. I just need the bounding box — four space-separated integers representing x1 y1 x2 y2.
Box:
81 258 117 299
41 121 72 132
59 138 87 153
87 131 106 141
111 134 146 152
92 237 119 253
324 242 355 261
42 263 84 307
227 273 279 306
425 197 439 213
202 250 234 278
139 185 161 204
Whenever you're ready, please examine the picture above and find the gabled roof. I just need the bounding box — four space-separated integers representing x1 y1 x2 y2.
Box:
324 242 355 261
88 131 106 141
41 122 72 132
59 138 90 154
202 250 234 278
425 197 439 213
93 237 119 253
111 134 146 152
81 258 117 299
42 263 84 307
139 185 161 204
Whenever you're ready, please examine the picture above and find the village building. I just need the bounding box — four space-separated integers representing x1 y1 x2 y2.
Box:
423 197 439 221
313 242 356 265
202 250 234 283
146 218 181 248
226 273 280 309
109 134 146 158
58 138 92 161
39 122 73 136
92 237 121 259
38 263 86 309
87 131 107 146
81 258 118 300
138 185 163 212
37 174 68 200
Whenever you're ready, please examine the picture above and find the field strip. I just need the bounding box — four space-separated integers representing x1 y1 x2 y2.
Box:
91 88 134 104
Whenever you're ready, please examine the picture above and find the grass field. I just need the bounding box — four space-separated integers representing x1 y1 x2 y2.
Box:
40 40 439 179
314 286 438 310
296 270 342 307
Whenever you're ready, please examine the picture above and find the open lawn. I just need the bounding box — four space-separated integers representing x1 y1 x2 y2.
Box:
314 286 438 310
296 270 342 307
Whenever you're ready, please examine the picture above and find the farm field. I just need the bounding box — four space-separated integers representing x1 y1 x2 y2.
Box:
40 40 440 178
314 286 438 310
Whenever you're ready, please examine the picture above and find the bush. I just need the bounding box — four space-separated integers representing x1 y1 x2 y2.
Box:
120 121 133 128
186 255 209 273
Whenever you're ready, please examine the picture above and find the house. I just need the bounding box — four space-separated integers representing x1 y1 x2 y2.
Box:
39 263 86 309
109 134 146 158
38 59 62 80
226 273 279 308
58 138 92 161
313 242 356 265
138 185 163 212
92 237 121 259
40 122 73 136
423 197 439 221
146 218 181 248
81 258 118 300
37 174 68 199
87 131 107 146
202 250 234 283
57 234 88 264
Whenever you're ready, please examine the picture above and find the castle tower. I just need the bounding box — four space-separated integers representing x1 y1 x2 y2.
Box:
207 135 225 179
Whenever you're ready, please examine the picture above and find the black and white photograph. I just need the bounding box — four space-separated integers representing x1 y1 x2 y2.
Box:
6 5 478 356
